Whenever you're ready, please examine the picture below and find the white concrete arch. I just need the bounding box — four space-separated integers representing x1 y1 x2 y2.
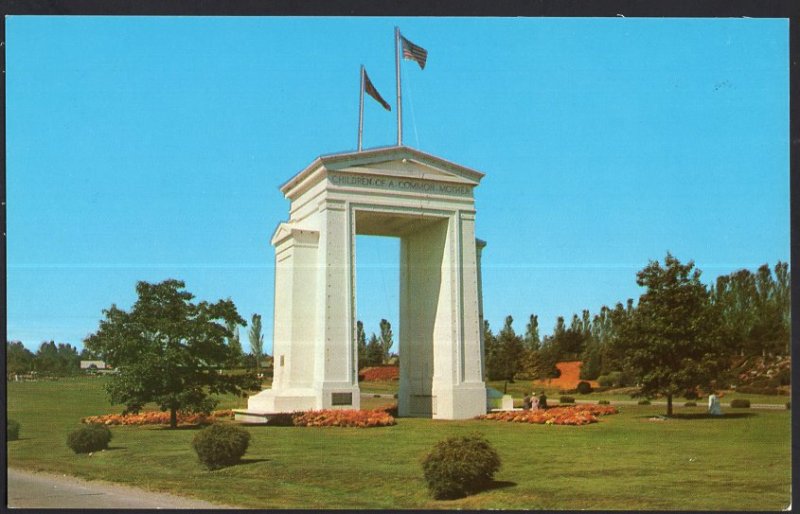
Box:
245 146 488 419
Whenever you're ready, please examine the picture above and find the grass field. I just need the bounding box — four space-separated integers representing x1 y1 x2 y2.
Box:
7 376 792 510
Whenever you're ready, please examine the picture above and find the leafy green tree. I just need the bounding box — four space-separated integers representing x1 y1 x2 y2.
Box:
34 341 60 373
57 343 81 374
248 313 264 373
379 319 394 364
7 341 35 375
356 320 368 369
84 279 259 428
612 254 726 416
34 341 79 375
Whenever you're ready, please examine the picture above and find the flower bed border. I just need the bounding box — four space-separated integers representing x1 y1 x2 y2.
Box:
478 404 619 425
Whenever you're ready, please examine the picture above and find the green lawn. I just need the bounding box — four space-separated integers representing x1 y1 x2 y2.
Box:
7 376 791 510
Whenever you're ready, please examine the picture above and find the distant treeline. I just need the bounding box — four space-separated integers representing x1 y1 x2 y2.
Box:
7 340 84 376
484 262 790 385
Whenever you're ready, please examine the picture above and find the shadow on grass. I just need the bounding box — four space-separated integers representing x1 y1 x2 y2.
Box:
233 458 270 466
637 413 757 420
482 480 517 492
669 412 757 420
156 424 210 431
206 458 270 471
103 446 127 451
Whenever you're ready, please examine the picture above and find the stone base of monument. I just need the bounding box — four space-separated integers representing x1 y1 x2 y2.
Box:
233 410 281 424
238 385 364 421
245 388 317 413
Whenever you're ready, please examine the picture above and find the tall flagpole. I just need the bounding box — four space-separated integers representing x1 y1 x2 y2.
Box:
395 27 402 147
358 65 365 152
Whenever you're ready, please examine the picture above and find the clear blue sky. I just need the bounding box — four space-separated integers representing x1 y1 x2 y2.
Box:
7 16 789 354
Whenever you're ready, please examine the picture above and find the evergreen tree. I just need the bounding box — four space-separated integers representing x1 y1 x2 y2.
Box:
497 316 525 383
483 321 503 381
356 320 368 369
365 333 384 367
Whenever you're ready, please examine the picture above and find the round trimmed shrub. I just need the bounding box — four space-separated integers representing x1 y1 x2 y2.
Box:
559 396 575 404
8 419 21 441
637 399 651 405
684 401 697 407
67 424 112 453
421 433 501 500
192 424 251 470
576 381 593 394
597 400 610 405
730 399 750 409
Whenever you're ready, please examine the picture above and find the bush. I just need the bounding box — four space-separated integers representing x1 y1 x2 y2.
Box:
192 424 251 470
597 371 630 388
66 424 112 453
559 396 575 404
637 399 651 405
597 400 610 405
683 390 699 400
421 433 501 499
576 381 593 394
684 401 697 407
730 399 750 409
786 401 790 410
7 419 21 441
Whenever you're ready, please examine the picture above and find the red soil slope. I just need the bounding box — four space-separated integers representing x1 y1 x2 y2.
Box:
532 361 599 391
359 366 399 381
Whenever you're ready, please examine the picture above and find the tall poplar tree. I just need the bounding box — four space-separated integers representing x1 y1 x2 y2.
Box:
248 313 264 373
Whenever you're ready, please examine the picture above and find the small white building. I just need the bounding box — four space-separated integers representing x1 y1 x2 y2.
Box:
80 360 109 370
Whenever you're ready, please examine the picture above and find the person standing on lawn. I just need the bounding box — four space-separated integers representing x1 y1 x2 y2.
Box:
539 392 548 409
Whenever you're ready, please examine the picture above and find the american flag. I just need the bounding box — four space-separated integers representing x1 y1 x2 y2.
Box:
400 34 428 70
364 69 391 111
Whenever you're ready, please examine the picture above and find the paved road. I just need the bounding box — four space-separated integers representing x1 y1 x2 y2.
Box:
7 468 235 509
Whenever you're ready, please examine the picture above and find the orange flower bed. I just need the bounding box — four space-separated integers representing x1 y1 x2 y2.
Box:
81 409 234 426
479 404 618 426
291 408 396 428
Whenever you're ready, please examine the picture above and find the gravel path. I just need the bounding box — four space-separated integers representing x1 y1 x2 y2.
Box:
7 468 236 509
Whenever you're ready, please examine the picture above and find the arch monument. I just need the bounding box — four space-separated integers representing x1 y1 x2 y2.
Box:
242 146 488 420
